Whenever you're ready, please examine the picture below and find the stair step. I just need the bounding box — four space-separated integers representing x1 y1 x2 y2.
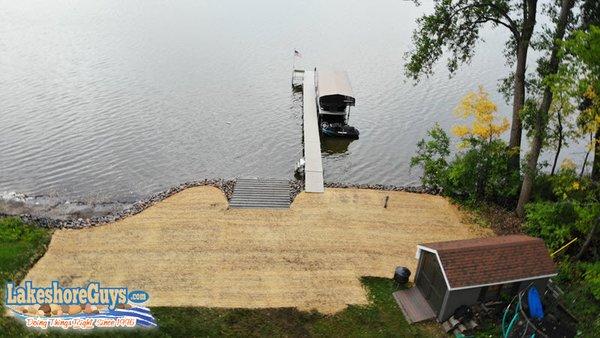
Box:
229 178 291 209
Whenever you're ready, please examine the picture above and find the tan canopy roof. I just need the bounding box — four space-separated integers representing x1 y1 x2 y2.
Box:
317 70 355 105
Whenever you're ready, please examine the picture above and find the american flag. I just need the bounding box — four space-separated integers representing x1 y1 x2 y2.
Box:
294 50 302 58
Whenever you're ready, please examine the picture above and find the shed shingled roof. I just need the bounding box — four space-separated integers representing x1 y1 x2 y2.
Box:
419 235 557 289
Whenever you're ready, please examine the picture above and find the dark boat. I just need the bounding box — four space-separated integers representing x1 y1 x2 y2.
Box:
321 122 359 139
316 70 360 139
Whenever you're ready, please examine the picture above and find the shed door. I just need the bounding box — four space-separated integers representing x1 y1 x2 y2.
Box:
416 251 446 314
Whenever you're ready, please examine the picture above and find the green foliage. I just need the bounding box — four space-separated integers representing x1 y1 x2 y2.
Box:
552 26 600 145
582 261 600 301
410 123 450 189
411 125 519 205
524 200 600 251
0 217 53 336
446 138 519 205
533 164 600 203
581 0 600 29
552 167 597 202
405 0 520 80
524 201 579 250
520 98 549 139
0 216 44 242
556 260 600 336
0 217 51 283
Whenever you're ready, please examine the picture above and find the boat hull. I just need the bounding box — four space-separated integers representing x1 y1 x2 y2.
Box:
321 123 360 139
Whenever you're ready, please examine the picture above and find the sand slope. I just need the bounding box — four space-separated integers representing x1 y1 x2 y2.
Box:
24 187 489 313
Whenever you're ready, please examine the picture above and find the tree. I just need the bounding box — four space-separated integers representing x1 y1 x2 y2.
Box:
546 27 600 179
410 124 450 190
547 92 576 175
580 0 600 30
516 0 576 217
565 27 600 180
452 86 510 144
451 87 512 201
410 87 517 203
405 0 538 170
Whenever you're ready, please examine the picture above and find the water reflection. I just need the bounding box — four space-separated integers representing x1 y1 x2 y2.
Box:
321 137 354 155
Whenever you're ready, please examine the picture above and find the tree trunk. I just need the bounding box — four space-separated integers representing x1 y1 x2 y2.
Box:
476 148 488 201
581 135 591 177
591 126 600 181
508 0 539 171
551 109 564 175
575 219 598 260
516 0 575 217
508 39 528 170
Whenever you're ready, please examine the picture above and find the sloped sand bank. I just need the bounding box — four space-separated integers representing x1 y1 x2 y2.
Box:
24 187 488 313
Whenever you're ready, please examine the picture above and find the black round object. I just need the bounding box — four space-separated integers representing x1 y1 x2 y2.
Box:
394 266 411 285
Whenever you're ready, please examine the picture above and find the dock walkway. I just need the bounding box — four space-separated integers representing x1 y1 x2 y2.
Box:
302 71 324 193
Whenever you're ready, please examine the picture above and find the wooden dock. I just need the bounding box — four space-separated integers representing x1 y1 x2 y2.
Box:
302 70 324 193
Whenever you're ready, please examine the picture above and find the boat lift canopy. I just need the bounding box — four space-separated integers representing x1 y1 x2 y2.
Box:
317 70 355 111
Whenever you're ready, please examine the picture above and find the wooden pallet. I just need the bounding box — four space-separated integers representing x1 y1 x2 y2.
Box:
392 288 436 324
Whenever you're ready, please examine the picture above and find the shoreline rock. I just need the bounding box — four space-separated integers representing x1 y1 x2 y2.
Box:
2 178 436 229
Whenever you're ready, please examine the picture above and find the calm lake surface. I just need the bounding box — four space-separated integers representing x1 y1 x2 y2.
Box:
0 1 576 217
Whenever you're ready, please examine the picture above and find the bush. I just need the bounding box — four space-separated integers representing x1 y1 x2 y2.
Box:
556 260 600 336
583 261 600 301
411 126 519 205
444 139 519 205
410 123 450 189
524 201 579 250
411 88 521 205
524 200 600 252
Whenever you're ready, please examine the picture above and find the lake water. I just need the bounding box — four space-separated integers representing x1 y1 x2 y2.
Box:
0 0 578 218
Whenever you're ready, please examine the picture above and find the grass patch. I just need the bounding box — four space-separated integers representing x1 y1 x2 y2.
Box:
0 217 440 337
0 216 52 289
0 216 53 336
151 278 439 337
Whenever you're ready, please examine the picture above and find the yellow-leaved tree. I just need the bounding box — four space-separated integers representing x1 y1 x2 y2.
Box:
444 86 517 202
451 86 510 144
410 85 519 203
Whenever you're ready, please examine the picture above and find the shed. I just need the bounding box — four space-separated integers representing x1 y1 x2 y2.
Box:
395 235 557 323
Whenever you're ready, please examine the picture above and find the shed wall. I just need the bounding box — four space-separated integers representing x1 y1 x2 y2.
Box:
438 288 480 321
438 277 551 322
415 251 447 315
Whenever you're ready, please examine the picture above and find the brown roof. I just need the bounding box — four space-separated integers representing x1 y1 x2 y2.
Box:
420 235 557 289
